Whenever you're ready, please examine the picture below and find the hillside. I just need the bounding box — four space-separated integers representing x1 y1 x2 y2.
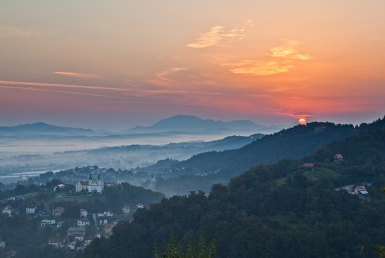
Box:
153 118 385 196
126 115 283 134
0 122 94 136
81 126 385 258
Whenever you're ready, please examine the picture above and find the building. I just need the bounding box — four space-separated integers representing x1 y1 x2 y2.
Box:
26 206 37 214
122 206 130 214
67 242 76 250
48 238 60 248
67 227 86 237
57 221 65 228
0 240 5 248
41 220 56 227
104 224 116 234
2 205 14 215
334 154 343 161
355 185 369 195
99 217 109 225
52 207 65 216
77 218 90 227
97 210 113 217
76 173 104 193
80 208 88 218
302 163 315 169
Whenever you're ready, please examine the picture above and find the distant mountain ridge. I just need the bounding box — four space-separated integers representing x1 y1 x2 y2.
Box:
127 115 284 134
0 122 94 136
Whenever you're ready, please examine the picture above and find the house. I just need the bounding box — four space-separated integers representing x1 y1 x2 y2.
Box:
80 208 88 218
52 207 65 216
74 234 84 241
67 242 76 250
302 163 314 169
122 205 130 214
355 185 369 195
77 218 90 227
105 181 116 187
99 217 109 225
48 238 59 248
57 221 65 228
334 154 343 161
315 126 325 131
0 241 5 248
67 227 86 237
41 220 56 227
2 205 14 215
104 223 116 234
97 210 113 217
26 206 37 214
136 203 144 209
54 184 65 191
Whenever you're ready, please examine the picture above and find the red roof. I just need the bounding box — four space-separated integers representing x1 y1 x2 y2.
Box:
334 154 343 159
302 163 314 168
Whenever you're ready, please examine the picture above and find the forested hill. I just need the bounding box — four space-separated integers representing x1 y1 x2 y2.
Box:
169 117 385 179
81 126 385 258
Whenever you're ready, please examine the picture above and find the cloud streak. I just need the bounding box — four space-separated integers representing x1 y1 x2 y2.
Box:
187 26 244 48
0 26 40 38
228 40 311 76
146 67 186 86
54 72 100 79
0 80 124 92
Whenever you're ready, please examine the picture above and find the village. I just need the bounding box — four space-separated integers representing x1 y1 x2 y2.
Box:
0 170 153 254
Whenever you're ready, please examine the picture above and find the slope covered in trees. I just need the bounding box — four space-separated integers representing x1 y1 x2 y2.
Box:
82 125 385 257
155 117 385 196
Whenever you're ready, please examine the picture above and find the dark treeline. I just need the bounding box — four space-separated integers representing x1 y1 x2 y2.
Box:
156 117 385 195
81 128 385 257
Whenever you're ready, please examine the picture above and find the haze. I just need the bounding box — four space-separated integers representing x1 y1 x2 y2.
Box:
1 0 384 130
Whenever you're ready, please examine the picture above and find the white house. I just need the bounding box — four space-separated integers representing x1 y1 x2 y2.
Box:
99 218 109 225
122 206 130 214
0 241 5 248
53 207 65 216
2 205 13 215
26 206 37 214
97 210 113 217
80 208 88 218
136 203 144 209
77 218 90 227
41 220 56 227
67 242 76 250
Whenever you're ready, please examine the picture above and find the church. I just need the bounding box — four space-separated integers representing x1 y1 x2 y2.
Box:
75 173 104 193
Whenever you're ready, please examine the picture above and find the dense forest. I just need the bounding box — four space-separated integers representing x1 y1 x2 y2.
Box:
81 126 385 257
156 117 385 196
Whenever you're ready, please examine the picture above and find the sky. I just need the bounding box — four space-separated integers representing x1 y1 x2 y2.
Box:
1 0 384 130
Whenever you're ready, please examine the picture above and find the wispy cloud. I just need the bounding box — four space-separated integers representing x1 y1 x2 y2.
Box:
270 40 310 60
0 80 124 92
146 67 186 86
268 85 309 92
187 26 244 48
54 72 100 79
0 26 40 38
227 40 311 76
230 61 293 76
0 85 124 100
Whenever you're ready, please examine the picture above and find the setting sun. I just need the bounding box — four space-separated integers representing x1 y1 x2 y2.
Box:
299 118 306 125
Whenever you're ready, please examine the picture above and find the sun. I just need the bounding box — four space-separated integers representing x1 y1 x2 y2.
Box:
298 118 306 125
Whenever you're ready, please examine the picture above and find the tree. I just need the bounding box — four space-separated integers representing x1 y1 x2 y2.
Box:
154 233 216 258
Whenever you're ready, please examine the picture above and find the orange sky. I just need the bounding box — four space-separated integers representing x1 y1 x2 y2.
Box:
0 0 384 129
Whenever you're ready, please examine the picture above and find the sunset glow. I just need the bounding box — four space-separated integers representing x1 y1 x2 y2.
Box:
1 1 384 129
299 118 306 125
